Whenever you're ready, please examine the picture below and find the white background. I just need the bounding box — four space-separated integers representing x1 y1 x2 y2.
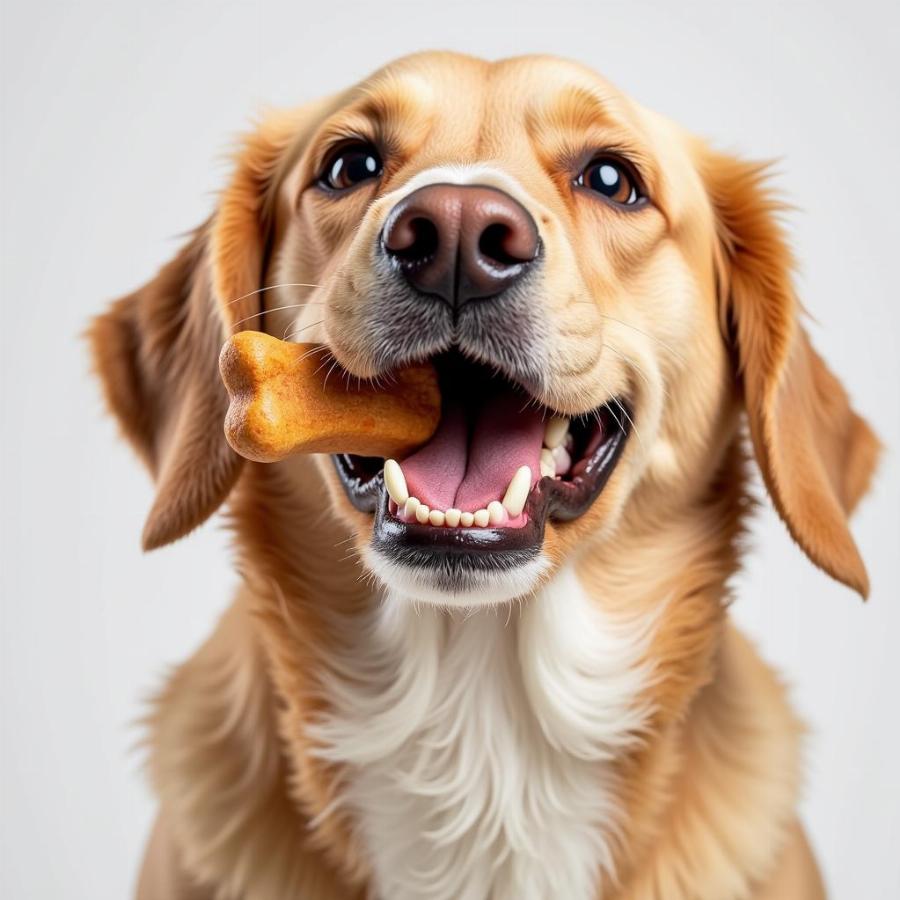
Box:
2 1 898 896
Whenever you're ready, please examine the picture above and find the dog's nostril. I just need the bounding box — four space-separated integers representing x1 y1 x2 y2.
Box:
478 223 524 267
397 217 439 262
383 213 440 266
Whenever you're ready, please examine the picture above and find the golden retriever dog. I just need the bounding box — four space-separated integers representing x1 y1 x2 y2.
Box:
91 52 879 900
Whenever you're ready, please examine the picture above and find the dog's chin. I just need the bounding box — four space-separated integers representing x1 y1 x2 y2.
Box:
362 544 551 607
332 353 631 607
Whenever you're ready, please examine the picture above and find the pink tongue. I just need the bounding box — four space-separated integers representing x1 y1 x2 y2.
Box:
400 390 544 512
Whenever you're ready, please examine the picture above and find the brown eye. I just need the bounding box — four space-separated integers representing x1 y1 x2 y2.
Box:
576 157 643 206
320 143 382 191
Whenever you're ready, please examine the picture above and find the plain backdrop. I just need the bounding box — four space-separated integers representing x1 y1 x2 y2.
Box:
2 0 899 897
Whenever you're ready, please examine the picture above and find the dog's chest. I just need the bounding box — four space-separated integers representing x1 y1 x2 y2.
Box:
311 567 652 900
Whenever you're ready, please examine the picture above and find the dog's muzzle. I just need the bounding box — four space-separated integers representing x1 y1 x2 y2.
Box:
320 181 631 601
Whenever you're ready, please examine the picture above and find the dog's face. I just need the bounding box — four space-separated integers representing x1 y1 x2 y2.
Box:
267 54 726 604
91 52 878 606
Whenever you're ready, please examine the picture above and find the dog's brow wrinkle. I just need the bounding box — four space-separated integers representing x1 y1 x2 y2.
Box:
359 71 435 119
536 85 616 130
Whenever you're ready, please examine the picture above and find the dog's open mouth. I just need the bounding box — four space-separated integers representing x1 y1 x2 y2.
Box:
332 353 631 571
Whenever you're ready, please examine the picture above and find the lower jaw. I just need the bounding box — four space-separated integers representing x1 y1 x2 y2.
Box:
371 486 544 572
333 403 631 593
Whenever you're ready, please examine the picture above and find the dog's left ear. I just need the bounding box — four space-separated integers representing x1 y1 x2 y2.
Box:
702 150 880 597
89 110 312 550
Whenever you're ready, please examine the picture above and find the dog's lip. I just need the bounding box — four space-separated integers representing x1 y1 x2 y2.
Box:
332 401 631 554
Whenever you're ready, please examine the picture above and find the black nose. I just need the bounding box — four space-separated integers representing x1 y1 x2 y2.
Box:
381 184 539 306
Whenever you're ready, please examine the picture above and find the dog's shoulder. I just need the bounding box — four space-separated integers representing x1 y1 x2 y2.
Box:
144 594 360 899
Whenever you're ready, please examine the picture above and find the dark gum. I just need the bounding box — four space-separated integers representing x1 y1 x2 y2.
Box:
332 402 630 560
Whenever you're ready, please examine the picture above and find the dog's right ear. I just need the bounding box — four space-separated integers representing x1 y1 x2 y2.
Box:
89 107 327 550
89 226 245 550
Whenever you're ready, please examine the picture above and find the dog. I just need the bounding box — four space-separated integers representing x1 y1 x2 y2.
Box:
91 52 879 900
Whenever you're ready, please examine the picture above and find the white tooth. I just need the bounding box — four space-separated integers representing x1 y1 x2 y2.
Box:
428 509 445 526
460 512 475 527
541 447 555 468
502 466 531 518
445 508 461 527
540 461 555 478
543 416 570 449
415 504 430 524
404 497 420 519
552 445 572 474
487 501 505 525
383 459 409 505
473 508 490 528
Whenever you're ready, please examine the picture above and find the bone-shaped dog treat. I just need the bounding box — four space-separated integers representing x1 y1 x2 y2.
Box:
219 331 441 463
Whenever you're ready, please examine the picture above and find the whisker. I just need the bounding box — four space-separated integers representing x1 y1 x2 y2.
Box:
610 396 645 458
322 358 342 391
230 303 316 330
294 343 331 364
221 283 322 308
517 394 549 419
282 319 326 342
313 355 333 378
597 314 688 365
601 343 670 402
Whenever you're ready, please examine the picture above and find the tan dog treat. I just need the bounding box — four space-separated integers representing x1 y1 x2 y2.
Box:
219 331 440 463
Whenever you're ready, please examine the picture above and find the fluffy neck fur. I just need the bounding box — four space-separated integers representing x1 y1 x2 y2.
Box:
146 449 803 899
308 565 657 900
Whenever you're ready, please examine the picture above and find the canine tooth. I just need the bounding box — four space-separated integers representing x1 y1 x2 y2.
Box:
445 508 461 527
460 512 475 527
473 508 490 527
487 501 505 525
404 497 420 519
543 416 570 449
428 509 445 527
383 459 409 505
540 461 555 478
552 445 572 474
502 466 531 518
415 504 430 524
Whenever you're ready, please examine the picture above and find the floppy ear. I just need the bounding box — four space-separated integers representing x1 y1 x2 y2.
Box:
89 111 310 550
702 151 880 597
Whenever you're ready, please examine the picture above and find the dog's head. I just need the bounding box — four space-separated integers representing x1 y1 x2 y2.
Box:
91 52 879 606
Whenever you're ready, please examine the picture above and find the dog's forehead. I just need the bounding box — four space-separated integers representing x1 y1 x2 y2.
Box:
374 53 621 100
279 53 706 231
339 53 701 221
350 53 652 154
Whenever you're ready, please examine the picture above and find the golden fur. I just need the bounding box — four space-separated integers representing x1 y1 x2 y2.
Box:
90 52 878 899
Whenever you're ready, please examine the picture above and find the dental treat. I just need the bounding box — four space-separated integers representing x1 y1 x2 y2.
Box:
219 331 441 463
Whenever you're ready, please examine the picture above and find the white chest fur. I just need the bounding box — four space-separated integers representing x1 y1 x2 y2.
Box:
310 566 655 900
